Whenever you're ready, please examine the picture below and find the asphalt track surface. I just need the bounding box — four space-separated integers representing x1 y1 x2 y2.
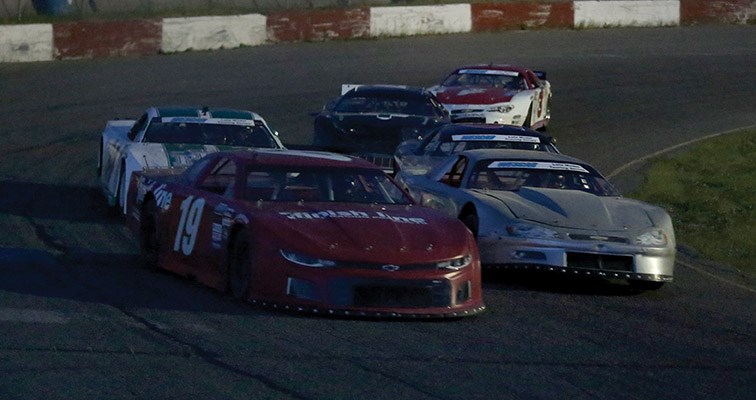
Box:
1 26 755 399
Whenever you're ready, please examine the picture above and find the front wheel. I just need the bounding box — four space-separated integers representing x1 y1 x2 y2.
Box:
228 229 252 300
461 213 479 239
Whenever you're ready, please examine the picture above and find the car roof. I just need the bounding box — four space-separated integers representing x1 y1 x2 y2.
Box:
460 148 590 166
213 149 384 170
452 64 530 74
149 106 262 120
435 123 552 142
343 84 430 97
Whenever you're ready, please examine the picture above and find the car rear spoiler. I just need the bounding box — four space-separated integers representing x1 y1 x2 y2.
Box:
534 70 547 81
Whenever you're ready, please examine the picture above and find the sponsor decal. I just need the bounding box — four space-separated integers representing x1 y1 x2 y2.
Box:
162 144 214 167
160 117 256 126
256 148 352 162
458 69 519 77
487 161 590 173
153 184 173 210
211 203 234 250
278 210 427 225
452 134 540 143
457 88 488 96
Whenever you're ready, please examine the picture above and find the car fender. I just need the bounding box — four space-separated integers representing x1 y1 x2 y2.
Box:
100 120 135 198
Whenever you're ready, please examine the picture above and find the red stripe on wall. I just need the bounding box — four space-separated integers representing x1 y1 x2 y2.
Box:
267 8 370 42
471 2 574 32
53 20 161 60
680 0 754 24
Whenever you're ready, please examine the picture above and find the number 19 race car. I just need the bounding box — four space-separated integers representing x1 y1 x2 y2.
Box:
98 106 284 214
127 149 485 318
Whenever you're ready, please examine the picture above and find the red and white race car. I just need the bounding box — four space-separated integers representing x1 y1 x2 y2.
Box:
429 64 552 130
127 149 485 318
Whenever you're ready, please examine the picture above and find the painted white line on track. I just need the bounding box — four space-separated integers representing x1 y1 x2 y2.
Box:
677 259 756 294
0 308 68 323
607 125 756 179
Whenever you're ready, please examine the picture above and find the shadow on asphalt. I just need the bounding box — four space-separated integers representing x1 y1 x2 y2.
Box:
0 180 121 224
482 269 654 296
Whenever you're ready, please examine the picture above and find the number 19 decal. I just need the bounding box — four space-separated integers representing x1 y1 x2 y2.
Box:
174 196 206 255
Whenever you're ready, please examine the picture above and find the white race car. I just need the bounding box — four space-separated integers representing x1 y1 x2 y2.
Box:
429 64 552 130
98 106 284 214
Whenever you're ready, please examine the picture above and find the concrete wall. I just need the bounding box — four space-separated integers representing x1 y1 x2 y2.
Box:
1 0 753 63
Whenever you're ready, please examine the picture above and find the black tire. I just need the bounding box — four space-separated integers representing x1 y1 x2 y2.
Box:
461 213 479 239
228 229 252 300
629 280 665 291
140 198 160 269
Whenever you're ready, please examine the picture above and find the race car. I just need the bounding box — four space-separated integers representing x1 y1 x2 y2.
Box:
127 149 485 318
98 106 284 214
393 123 559 175
429 64 552 130
312 84 450 170
395 149 676 290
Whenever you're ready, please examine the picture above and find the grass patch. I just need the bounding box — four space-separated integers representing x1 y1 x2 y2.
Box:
628 129 756 274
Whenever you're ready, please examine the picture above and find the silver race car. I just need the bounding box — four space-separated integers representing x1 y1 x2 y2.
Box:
98 106 284 214
395 149 676 289
393 123 559 176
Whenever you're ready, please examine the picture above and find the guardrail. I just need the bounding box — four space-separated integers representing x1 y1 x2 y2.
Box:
1 0 753 63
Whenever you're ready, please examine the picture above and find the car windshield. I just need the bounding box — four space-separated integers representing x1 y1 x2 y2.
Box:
467 160 619 196
143 118 278 148
243 167 413 204
441 71 525 90
421 135 547 156
334 93 441 117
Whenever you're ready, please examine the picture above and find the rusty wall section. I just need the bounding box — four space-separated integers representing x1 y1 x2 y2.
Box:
680 0 755 25
53 20 161 59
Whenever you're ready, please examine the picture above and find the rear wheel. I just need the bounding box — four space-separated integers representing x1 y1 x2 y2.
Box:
140 198 160 269
228 229 252 300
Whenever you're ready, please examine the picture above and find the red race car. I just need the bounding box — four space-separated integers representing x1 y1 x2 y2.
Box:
127 149 485 318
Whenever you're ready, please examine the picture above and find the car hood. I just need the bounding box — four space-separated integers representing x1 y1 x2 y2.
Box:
476 187 656 231
254 202 470 263
434 86 517 105
128 143 247 168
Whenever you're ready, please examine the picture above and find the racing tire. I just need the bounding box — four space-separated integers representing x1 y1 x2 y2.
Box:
629 280 665 291
461 213 479 239
140 198 160 269
228 229 252 300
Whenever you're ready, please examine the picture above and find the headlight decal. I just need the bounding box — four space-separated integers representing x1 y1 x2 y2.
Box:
280 250 336 268
634 230 668 247
506 223 559 239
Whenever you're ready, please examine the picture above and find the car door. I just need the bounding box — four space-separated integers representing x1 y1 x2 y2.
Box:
155 156 225 280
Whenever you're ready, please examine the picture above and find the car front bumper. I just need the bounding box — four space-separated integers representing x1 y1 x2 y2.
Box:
477 235 676 282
